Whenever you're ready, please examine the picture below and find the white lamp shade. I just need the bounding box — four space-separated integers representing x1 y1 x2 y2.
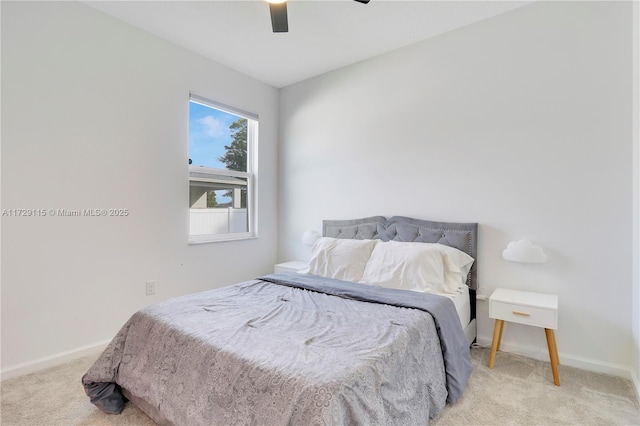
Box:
302 229 321 246
502 240 547 264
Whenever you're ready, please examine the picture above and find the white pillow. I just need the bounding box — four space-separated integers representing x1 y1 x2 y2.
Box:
432 243 475 292
302 237 379 282
359 241 475 294
359 241 448 293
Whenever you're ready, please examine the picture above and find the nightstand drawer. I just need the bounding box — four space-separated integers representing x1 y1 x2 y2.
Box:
490 301 557 329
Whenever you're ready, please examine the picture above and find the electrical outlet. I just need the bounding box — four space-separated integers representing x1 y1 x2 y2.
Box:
146 280 156 296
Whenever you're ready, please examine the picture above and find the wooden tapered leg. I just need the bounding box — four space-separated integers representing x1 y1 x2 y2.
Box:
545 328 560 386
550 330 560 366
496 319 504 352
488 319 505 369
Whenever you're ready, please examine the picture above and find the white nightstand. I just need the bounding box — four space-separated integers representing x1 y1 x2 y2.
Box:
488 288 560 386
274 261 309 273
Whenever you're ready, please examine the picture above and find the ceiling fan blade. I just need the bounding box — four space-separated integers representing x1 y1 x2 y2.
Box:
269 2 288 33
353 0 370 3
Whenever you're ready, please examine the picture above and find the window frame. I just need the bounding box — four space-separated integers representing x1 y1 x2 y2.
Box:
188 93 258 244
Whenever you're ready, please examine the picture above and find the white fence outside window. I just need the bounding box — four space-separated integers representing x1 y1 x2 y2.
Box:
189 208 247 235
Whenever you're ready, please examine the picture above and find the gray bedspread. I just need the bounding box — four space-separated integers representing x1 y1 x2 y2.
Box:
83 273 472 425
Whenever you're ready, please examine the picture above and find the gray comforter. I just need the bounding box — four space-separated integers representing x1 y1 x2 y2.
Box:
83 273 472 425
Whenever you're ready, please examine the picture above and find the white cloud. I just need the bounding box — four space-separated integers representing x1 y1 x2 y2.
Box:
502 240 548 264
198 115 226 138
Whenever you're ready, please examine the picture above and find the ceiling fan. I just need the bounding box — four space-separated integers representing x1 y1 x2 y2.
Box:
267 0 371 33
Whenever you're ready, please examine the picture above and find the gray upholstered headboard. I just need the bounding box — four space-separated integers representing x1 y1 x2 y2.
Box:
323 216 478 291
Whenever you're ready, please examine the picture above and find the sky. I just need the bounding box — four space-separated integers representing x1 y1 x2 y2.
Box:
189 101 237 170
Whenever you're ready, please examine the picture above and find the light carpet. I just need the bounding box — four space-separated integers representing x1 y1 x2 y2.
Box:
1 348 638 425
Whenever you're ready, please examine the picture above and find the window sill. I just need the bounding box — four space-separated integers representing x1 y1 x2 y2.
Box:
188 232 257 244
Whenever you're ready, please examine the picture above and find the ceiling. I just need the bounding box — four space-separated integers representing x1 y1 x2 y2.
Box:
83 0 531 88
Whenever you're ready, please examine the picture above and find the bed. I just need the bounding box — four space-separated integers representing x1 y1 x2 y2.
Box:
83 216 478 425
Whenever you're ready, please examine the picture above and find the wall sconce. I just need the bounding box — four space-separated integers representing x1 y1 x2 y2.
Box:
503 240 548 264
302 229 321 246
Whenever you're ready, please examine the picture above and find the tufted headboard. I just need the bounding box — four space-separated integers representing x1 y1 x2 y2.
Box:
323 216 478 291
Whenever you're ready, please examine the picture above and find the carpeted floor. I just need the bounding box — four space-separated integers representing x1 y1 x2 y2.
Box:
435 348 639 425
1 347 638 425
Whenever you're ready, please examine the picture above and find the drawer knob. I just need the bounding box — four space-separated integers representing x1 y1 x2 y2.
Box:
512 311 531 317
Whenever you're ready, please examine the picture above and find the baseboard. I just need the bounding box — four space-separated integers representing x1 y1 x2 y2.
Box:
0 340 110 381
476 336 635 381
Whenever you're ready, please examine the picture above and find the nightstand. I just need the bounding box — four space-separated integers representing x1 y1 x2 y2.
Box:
274 260 309 273
488 288 560 386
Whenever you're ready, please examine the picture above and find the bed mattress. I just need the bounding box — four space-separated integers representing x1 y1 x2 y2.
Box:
439 286 470 330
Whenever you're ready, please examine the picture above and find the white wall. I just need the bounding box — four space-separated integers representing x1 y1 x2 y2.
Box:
1 1 279 375
278 1 635 376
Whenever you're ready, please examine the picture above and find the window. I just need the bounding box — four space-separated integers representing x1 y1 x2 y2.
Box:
188 93 257 243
